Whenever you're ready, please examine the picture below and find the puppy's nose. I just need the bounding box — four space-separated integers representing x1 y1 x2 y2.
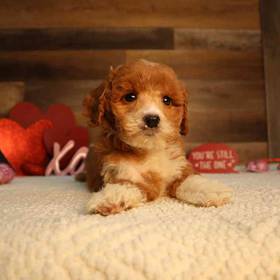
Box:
143 114 160 128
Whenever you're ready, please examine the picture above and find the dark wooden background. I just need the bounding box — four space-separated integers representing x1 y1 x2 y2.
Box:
261 0 280 157
0 0 267 163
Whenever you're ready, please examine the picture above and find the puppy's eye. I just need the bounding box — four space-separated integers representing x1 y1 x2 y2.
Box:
163 96 172 106
124 92 137 102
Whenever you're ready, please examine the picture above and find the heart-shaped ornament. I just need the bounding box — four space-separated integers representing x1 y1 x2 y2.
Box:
0 119 52 175
44 126 89 169
10 102 76 132
9 102 89 169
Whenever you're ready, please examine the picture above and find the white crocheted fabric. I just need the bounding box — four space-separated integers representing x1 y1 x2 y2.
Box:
0 173 280 280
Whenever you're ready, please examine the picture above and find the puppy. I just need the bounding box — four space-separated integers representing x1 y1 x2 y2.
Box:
82 60 233 215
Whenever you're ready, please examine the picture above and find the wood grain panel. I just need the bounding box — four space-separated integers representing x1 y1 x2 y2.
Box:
187 111 266 142
186 80 266 142
0 49 263 81
126 50 263 80
186 80 265 111
25 79 266 142
0 28 173 51
0 51 125 81
261 0 280 156
0 49 262 81
175 29 261 51
0 0 260 29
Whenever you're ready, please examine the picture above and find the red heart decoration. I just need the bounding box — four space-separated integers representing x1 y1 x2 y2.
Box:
44 126 89 169
44 104 76 133
0 119 52 175
9 102 43 128
22 163 46 176
9 102 89 168
0 119 27 174
10 102 76 132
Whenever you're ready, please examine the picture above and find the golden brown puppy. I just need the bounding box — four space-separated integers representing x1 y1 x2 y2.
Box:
83 60 233 215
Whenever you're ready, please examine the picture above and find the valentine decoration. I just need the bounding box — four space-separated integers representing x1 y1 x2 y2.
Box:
0 163 15 184
44 126 88 169
46 141 88 176
0 119 52 175
247 158 280 172
9 102 43 128
246 159 268 173
10 102 75 129
188 143 239 173
10 102 89 169
2 102 89 176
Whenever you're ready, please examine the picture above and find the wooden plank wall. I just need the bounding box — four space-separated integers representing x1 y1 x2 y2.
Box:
260 0 280 157
0 0 267 163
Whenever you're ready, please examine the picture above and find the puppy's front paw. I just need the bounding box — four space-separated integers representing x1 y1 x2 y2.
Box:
87 183 146 215
176 175 233 207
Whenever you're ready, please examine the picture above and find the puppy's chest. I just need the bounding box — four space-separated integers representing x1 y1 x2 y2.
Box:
141 150 185 181
104 148 186 186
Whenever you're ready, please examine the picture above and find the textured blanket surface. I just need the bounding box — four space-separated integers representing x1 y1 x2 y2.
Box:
0 173 280 280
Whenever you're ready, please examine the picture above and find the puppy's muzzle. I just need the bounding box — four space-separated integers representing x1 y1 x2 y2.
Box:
143 114 160 128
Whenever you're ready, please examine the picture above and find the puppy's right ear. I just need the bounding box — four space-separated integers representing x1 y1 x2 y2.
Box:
179 85 189 136
83 81 109 127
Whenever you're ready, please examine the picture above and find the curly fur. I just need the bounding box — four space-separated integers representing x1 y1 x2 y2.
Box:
81 60 233 215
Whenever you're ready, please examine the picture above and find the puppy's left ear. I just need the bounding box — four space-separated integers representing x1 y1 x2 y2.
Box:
83 66 117 128
180 86 189 136
83 81 109 127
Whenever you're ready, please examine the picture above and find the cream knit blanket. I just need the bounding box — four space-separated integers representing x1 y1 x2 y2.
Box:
0 173 279 280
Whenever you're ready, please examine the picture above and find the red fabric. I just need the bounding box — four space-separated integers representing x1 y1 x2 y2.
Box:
44 126 89 169
9 102 43 128
0 119 52 175
10 102 76 130
9 102 89 169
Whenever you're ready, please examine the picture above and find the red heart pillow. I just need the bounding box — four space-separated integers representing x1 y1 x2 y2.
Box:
10 102 76 131
44 126 89 169
0 119 27 174
10 102 89 169
9 102 44 128
0 119 52 175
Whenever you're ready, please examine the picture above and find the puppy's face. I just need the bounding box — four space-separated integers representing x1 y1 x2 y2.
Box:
84 60 188 149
